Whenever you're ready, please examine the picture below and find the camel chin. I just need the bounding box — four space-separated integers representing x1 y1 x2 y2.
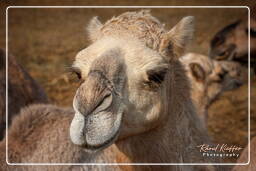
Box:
70 109 123 153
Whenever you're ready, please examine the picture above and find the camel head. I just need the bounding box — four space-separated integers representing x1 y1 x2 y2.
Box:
69 11 194 152
209 17 256 64
180 53 243 108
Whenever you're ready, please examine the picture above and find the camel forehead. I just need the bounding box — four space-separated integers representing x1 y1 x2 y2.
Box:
73 37 165 75
102 11 165 32
94 10 166 49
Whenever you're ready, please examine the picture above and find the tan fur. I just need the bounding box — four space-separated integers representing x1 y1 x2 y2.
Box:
87 10 193 60
0 49 48 140
180 53 243 125
88 10 165 50
0 104 96 171
70 11 224 170
232 137 256 171
209 15 256 72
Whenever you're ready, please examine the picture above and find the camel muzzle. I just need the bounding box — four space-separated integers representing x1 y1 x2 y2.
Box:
70 80 123 152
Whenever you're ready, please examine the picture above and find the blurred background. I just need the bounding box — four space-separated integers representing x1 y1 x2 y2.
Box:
0 0 255 163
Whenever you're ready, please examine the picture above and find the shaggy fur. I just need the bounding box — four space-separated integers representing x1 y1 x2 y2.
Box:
87 10 165 50
0 49 48 140
0 104 95 171
87 10 194 60
180 53 243 125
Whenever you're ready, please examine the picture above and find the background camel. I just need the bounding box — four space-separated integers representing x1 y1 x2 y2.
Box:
180 53 243 125
209 15 256 73
0 11 223 171
206 14 254 152
0 49 48 140
232 137 256 171
0 104 97 171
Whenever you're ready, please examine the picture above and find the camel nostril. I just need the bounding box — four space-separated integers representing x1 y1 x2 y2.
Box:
77 105 88 116
74 91 113 117
73 96 88 116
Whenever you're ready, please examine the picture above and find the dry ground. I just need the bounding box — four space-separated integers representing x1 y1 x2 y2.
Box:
0 1 255 164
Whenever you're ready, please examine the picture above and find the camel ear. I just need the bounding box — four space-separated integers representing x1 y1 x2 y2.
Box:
189 63 205 81
159 16 194 60
87 16 103 42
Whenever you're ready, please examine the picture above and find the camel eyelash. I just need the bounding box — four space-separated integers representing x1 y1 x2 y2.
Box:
67 66 82 80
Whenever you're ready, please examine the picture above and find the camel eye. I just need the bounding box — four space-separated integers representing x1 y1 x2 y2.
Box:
94 93 113 114
147 70 166 84
218 70 227 80
144 66 168 89
69 67 82 80
75 71 81 79
213 71 227 83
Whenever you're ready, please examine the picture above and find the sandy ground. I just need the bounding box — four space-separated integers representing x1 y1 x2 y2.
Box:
0 0 255 164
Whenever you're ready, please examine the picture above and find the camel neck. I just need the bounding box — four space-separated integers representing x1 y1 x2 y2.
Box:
112 61 207 164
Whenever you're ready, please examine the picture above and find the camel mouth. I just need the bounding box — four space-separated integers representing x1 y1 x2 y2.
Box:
81 122 121 152
82 110 123 152
223 79 243 91
70 105 123 153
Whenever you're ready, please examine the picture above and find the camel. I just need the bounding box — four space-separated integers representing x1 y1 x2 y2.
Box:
0 11 224 171
232 137 256 171
69 10 225 170
0 49 48 140
0 104 96 171
180 53 243 126
209 15 256 73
